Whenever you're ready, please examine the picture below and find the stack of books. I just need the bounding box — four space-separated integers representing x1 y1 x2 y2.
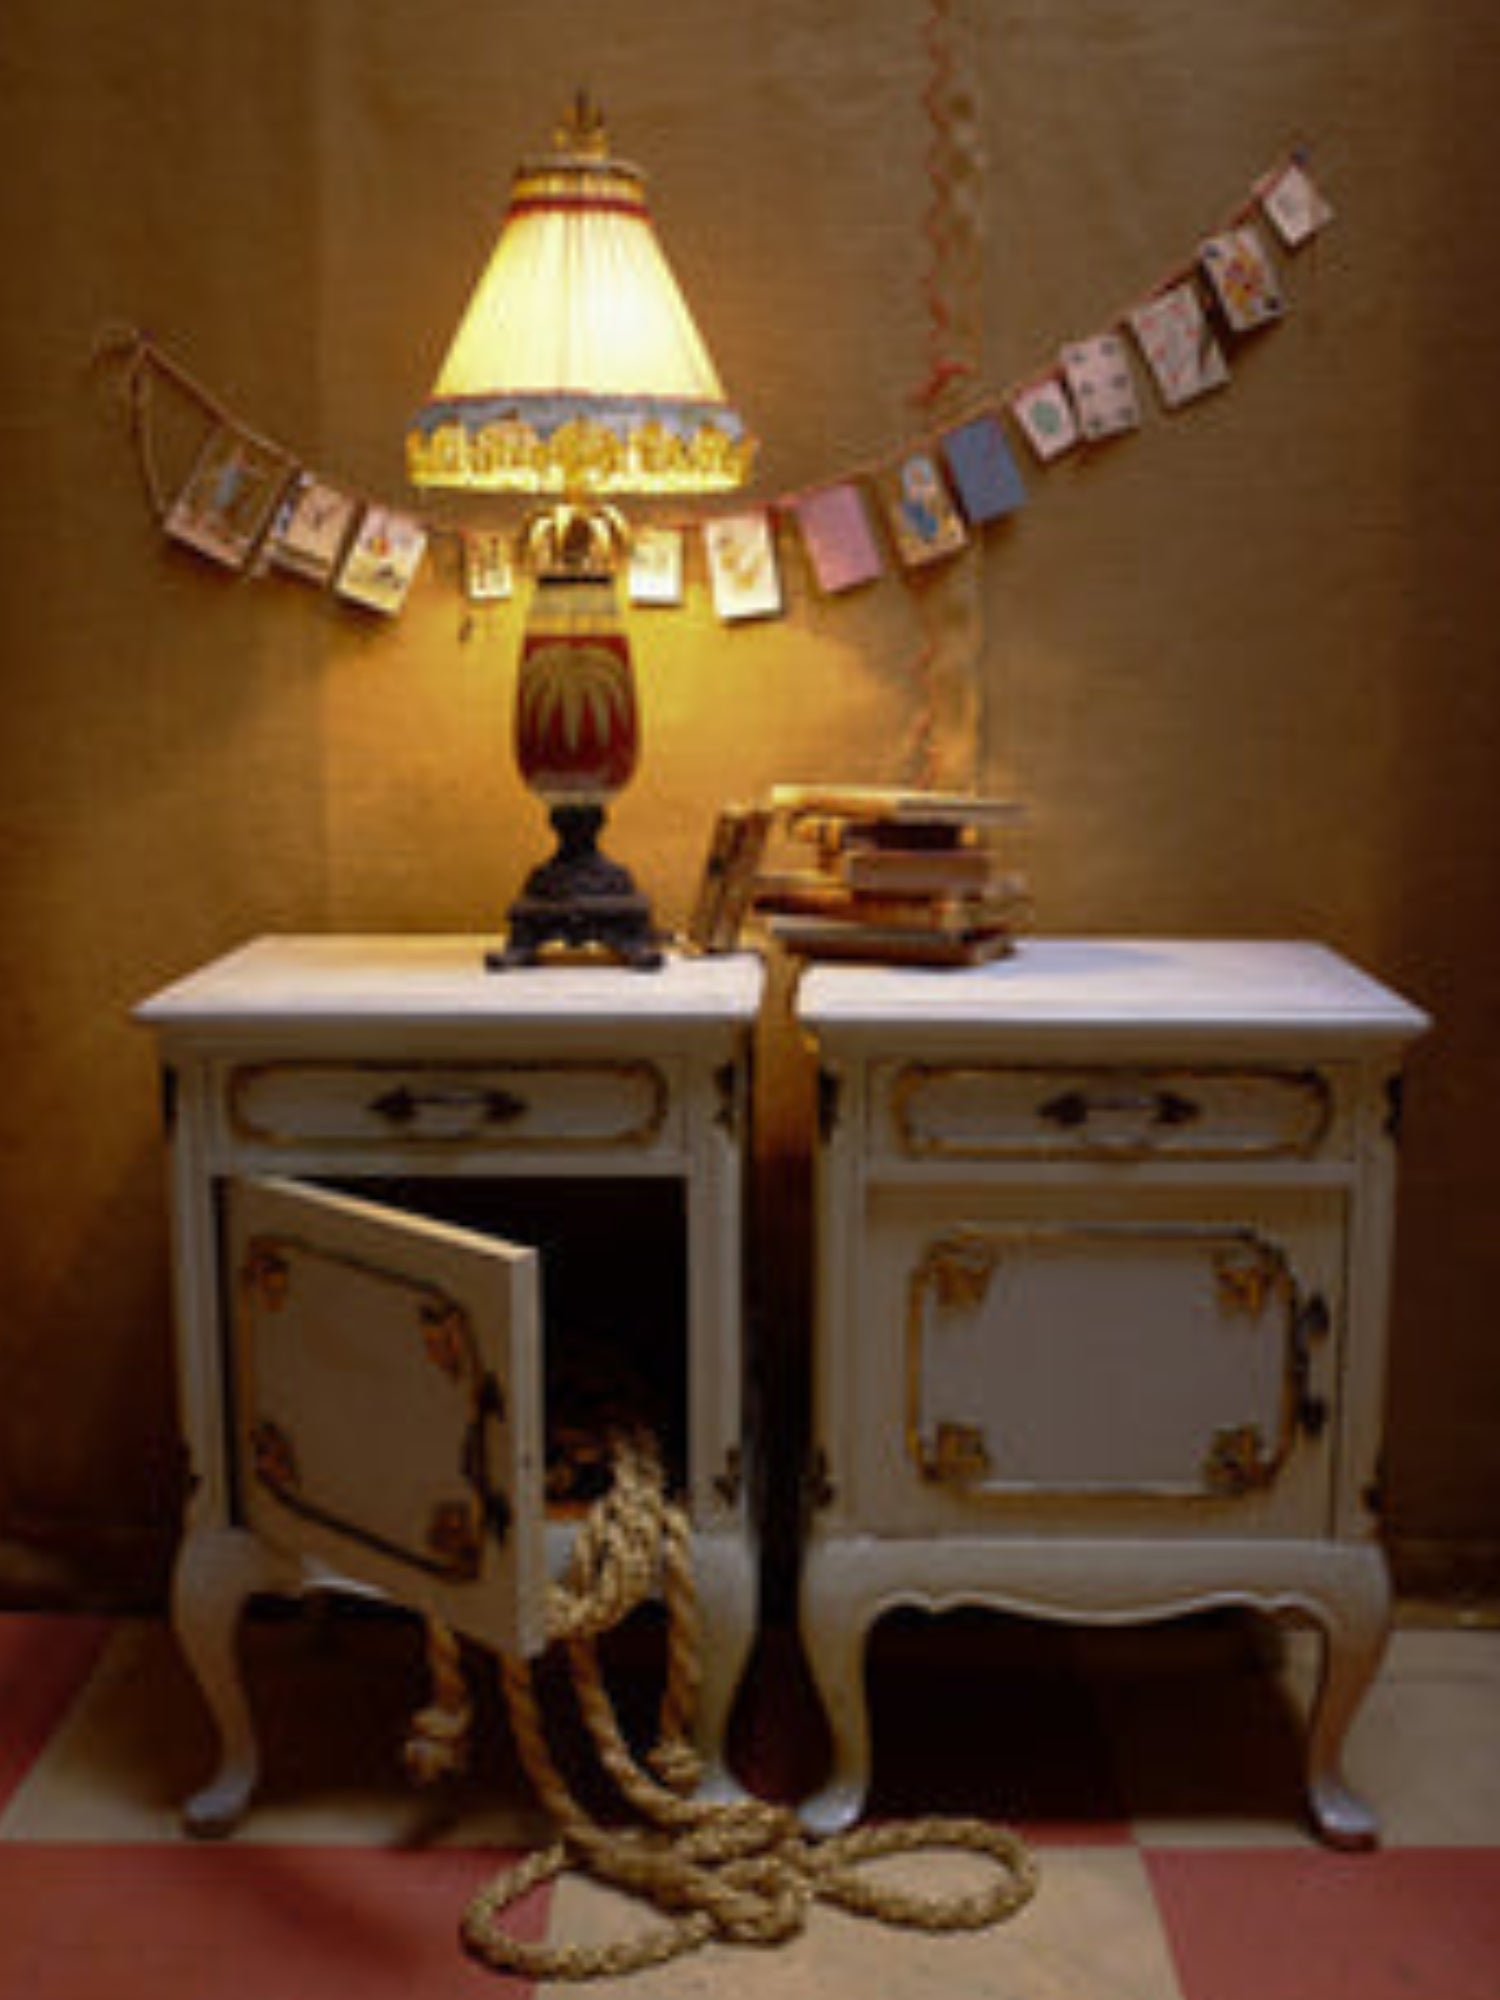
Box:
750 785 1029 965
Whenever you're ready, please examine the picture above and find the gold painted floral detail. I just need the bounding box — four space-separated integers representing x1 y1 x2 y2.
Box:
926 1421 993 1484
426 1499 482 1575
421 1300 473 1380
1203 1423 1274 1496
1213 1241 1284 1318
241 1240 291 1312
249 1418 300 1496
926 1235 1002 1313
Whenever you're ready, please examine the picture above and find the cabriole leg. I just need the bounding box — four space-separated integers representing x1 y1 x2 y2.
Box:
797 1566 875 1834
1294 1562 1391 1850
171 1525 301 1837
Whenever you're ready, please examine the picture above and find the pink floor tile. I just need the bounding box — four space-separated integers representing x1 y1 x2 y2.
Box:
1148 1846 1500 2000
0 1844 549 2000
0 1614 112 1806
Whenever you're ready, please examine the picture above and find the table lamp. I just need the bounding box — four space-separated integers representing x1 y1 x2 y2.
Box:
408 95 756 968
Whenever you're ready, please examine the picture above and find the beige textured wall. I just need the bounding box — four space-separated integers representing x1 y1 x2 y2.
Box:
0 0 1495 1600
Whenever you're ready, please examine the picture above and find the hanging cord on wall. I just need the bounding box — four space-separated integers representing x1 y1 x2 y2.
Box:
406 1428 1038 1981
901 0 989 791
90 323 469 558
91 323 222 525
914 0 986 416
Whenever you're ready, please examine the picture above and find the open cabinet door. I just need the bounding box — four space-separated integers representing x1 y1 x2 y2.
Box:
227 1176 547 1659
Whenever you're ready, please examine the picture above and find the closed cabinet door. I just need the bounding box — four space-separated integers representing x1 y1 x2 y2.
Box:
228 1175 548 1657
847 1185 1340 1536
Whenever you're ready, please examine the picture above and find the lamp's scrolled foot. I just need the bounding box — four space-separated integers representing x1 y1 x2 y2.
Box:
489 803 664 971
489 896 663 972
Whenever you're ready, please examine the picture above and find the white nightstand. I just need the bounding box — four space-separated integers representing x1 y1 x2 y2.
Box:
794 938 1428 1846
138 936 764 1834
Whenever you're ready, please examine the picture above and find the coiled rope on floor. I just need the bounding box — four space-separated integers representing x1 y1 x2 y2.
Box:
406 1429 1038 1981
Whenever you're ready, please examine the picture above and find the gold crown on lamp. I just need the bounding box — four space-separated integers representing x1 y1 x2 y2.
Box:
407 96 756 496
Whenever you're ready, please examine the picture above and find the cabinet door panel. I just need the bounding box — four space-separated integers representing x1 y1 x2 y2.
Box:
910 1223 1311 1494
849 1186 1339 1534
228 1176 547 1656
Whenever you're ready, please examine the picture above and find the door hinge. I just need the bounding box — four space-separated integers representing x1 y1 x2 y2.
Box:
1292 1289 1331 1440
170 1437 199 1511
804 1447 835 1513
817 1067 842 1142
463 1374 511 1548
713 1446 744 1507
714 1061 740 1138
1384 1072 1406 1145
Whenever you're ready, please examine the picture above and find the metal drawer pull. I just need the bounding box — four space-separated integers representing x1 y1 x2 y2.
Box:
1038 1086 1200 1132
369 1084 528 1129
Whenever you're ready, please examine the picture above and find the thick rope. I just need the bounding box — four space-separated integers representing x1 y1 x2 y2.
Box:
414 1428 1037 1981
404 1614 474 1785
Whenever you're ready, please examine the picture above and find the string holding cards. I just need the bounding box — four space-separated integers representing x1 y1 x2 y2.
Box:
105 149 1334 628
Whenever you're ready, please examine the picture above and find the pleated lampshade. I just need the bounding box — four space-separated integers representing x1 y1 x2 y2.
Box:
408 99 754 496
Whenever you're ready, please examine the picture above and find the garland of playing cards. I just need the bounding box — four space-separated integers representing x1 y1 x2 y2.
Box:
104 153 1332 626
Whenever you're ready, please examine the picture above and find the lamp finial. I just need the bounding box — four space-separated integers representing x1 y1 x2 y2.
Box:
557 92 609 159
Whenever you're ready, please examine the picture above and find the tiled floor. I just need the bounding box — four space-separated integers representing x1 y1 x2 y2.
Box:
1 1601 1497 1997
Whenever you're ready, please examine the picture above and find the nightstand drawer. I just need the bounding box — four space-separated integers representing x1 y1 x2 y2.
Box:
876 1062 1338 1163
226 1058 676 1152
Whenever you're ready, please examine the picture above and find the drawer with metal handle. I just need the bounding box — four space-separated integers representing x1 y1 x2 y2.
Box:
224 1058 676 1152
876 1062 1340 1163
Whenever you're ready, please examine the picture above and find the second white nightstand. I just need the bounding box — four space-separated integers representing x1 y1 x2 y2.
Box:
794 938 1427 1847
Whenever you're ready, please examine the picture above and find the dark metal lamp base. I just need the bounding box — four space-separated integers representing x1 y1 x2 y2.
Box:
487 804 664 971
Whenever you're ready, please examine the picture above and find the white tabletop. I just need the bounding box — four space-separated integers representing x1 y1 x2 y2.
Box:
136 935 766 1032
798 938 1429 1052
